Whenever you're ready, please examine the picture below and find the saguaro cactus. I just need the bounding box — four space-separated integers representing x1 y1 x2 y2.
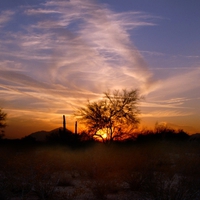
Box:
75 121 78 134
63 115 66 132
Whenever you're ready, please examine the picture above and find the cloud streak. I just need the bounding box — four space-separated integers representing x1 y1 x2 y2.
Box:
0 10 14 27
1 0 158 106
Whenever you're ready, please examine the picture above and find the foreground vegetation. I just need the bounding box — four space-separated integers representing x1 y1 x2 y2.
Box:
0 137 199 200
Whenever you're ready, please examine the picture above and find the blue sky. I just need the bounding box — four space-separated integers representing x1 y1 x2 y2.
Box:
0 0 199 138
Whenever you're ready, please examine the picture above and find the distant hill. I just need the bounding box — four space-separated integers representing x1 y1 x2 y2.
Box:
160 122 197 134
189 133 200 141
28 128 73 142
29 130 49 141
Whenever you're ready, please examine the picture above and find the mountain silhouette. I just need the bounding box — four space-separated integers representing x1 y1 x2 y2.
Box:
28 128 73 142
189 133 200 141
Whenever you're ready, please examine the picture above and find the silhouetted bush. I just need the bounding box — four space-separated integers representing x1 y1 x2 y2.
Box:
136 127 189 143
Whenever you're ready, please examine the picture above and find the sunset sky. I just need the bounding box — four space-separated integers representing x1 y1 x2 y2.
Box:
0 0 200 138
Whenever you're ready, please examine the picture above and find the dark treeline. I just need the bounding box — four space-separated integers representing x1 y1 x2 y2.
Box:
0 127 198 149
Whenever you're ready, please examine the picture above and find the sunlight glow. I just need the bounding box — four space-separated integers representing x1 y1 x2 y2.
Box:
96 129 108 139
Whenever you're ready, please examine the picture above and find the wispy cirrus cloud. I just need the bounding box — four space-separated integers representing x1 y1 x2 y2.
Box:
153 67 200 97
141 110 193 118
0 10 15 27
25 8 61 15
141 97 190 109
1 0 158 97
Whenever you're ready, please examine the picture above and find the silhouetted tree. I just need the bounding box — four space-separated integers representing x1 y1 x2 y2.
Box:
76 89 141 142
0 108 6 139
0 108 6 128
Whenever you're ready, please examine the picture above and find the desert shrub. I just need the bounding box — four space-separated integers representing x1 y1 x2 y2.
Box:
90 180 122 200
140 172 200 200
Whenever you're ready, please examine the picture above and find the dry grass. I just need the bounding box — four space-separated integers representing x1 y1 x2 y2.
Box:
0 141 199 199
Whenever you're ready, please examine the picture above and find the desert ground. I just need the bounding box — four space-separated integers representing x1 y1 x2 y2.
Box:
0 139 200 200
